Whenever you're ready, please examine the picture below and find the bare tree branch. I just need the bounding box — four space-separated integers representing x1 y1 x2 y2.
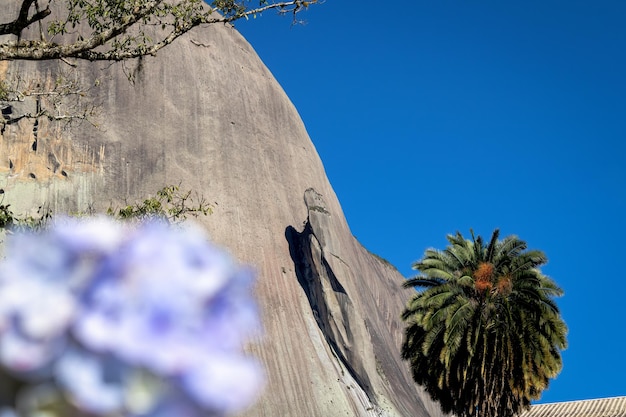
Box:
0 0 51 37
1 72 100 129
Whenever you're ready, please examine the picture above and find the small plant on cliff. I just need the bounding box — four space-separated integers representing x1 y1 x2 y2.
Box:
108 184 212 224
0 185 211 233
0 203 51 231
401 229 567 417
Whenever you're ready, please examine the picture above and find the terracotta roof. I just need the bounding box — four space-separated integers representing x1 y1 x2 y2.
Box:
520 397 626 417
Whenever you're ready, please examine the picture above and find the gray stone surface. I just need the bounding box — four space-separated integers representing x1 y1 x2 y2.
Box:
1 4 445 416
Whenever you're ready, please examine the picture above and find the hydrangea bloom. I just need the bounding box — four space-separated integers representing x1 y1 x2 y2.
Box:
0 218 263 417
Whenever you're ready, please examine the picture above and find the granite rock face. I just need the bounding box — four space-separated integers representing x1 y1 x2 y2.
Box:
1 4 444 416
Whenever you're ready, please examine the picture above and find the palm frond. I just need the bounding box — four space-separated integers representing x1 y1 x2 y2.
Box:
403 275 446 289
485 228 500 262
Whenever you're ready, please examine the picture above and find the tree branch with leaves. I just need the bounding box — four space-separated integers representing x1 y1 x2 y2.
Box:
1 0 319 129
0 0 318 61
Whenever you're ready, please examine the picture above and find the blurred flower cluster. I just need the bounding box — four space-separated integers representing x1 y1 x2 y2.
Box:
0 218 263 417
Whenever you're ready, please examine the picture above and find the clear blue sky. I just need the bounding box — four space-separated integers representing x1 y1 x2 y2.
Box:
237 0 626 405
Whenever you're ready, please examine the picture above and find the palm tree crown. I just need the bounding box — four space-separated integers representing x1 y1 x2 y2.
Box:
401 229 567 417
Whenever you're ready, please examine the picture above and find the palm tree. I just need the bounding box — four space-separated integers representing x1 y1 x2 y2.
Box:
401 229 567 417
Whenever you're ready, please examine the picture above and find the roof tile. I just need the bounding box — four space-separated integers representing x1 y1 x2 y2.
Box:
521 397 626 417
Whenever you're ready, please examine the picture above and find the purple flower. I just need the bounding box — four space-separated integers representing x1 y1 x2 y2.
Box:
183 353 265 413
55 347 126 414
0 217 264 416
0 225 83 371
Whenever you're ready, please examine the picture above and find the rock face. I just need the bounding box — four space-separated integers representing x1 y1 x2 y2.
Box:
1 4 444 417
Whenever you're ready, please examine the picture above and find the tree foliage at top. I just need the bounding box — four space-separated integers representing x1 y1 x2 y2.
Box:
401 229 567 417
0 0 318 61
0 0 318 127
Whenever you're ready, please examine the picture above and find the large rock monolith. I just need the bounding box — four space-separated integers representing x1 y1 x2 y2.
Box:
0 4 444 416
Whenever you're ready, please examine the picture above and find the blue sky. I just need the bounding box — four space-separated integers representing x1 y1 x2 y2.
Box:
237 1 626 405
